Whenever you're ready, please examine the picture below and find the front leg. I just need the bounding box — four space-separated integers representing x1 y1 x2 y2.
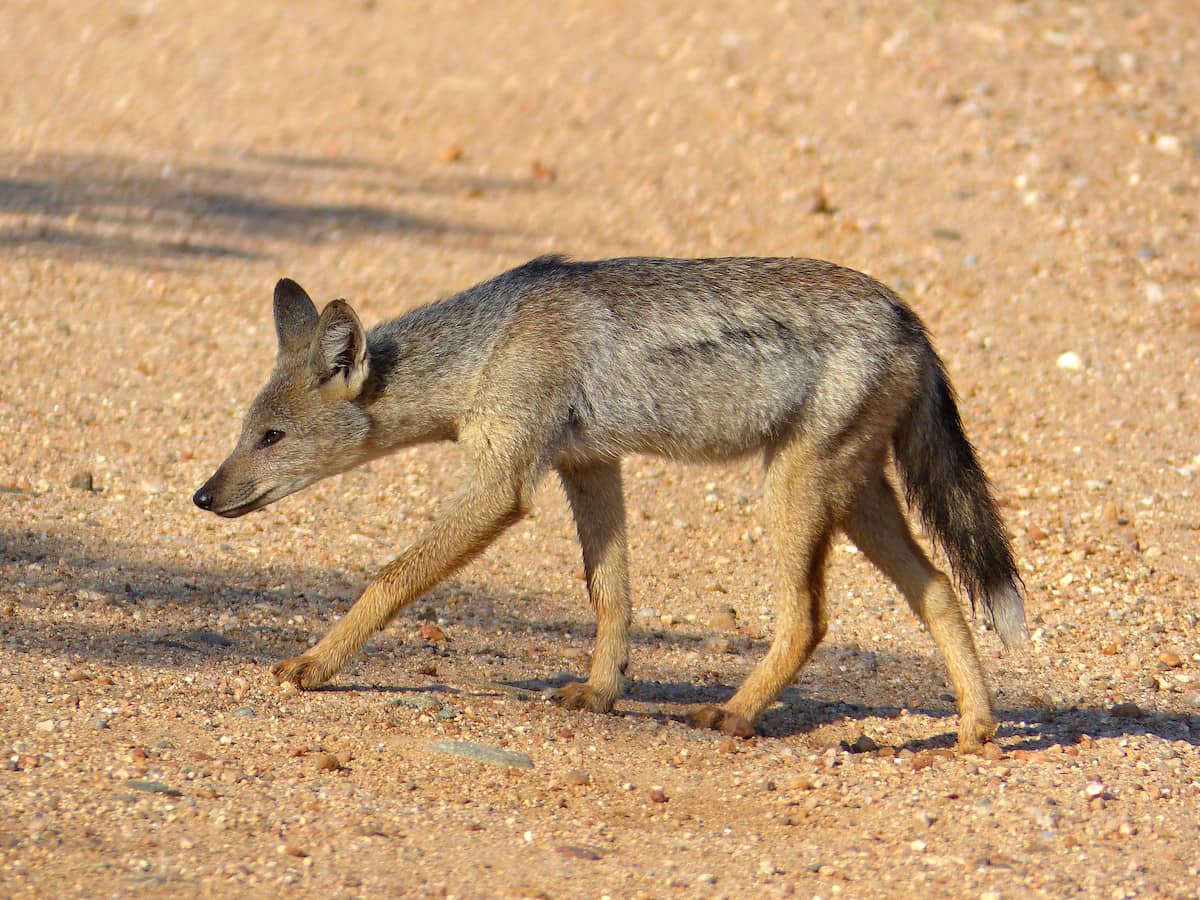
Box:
552 459 631 714
273 472 527 689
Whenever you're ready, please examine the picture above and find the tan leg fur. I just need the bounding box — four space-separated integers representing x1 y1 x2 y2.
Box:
551 459 632 713
843 476 997 752
687 430 849 738
272 467 527 689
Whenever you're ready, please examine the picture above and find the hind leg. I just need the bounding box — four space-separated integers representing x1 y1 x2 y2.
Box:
687 436 838 737
844 476 996 752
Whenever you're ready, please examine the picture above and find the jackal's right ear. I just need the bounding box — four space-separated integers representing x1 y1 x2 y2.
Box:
273 278 319 354
310 299 369 400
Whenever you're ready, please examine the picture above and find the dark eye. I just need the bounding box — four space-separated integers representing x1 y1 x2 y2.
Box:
259 429 285 448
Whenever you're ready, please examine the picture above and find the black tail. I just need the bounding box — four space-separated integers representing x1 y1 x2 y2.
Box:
894 351 1029 647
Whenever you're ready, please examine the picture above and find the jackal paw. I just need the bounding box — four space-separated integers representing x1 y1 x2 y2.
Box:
957 713 999 754
272 654 336 690
685 705 755 738
551 681 616 714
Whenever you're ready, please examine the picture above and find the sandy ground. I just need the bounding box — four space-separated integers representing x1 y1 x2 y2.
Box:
1 1 1198 897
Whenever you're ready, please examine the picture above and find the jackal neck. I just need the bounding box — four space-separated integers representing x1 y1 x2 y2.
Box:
356 297 503 453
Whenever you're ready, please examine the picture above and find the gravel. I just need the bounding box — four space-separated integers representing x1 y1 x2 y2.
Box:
1 1 1198 897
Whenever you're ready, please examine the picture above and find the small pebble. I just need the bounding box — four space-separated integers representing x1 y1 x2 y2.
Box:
981 742 1005 761
68 471 95 491
911 751 937 770
126 780 182 797
702 636 732 654
1056 351 1085 372
803 188 831 215
555 845 600 861
1110 702 1143 719
844 734 879 754
708 609 737 630
418 624 447 642
931 227 962 241
1098 503 1121 528
1154 133 1181 155
314 752 343 773
184 631 232 648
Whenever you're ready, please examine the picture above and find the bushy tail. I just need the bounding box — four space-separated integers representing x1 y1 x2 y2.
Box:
894 351 1029 647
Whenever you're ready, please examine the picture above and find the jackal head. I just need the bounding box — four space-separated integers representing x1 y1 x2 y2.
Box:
193 279 373 517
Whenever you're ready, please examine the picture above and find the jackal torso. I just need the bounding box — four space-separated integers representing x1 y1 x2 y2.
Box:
367 256 930 466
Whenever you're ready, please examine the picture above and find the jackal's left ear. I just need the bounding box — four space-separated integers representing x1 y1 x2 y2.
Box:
274 278 319 354
311 300 369 399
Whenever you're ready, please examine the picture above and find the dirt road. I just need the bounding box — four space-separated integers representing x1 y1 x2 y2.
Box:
1 2 1197 896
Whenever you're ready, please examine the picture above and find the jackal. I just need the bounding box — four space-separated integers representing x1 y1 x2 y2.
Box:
193 256 1027 751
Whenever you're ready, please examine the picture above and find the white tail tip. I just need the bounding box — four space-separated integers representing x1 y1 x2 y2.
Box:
988 582 1030 649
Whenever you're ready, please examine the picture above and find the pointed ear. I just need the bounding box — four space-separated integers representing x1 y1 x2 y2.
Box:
274 278 319 354
310 299 369 399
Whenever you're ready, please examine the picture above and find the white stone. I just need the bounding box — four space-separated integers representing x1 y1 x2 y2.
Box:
1056 351 1085 372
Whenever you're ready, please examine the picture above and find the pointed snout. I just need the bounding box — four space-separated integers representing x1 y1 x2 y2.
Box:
193 468 224 512
193 484 214 510
191 468 267 517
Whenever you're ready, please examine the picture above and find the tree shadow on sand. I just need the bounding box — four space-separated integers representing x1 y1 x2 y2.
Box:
0 148 541 268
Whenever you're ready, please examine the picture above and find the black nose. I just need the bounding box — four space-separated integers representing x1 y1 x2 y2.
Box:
193 486 213 510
